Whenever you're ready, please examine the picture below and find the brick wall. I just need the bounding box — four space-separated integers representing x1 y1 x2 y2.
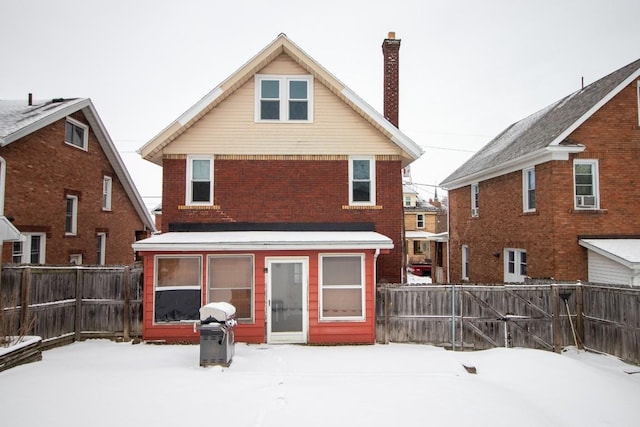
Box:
448 82 640 283
1 112 147 265
162 158 404 283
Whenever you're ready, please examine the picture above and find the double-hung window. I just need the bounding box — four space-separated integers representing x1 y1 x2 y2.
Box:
504 249 527 282
102 176 112 211
13 233 46 264
320 255 365 321
416 214 425 229
154 256 202 322
349 156 376 205
462 245 470 280
471 183 479 217
574 160 599 209
255 75 313 122
65 195 78 235
208 255 254 322
523 167 536 212
65 117 88 150
187 156 213 205
96 232 106 265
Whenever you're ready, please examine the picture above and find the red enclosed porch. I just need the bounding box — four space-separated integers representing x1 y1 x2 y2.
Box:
132 231 393 344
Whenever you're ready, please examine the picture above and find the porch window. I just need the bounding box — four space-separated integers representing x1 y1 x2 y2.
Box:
320 254 365 321
208 255 254 322
154 256 201 322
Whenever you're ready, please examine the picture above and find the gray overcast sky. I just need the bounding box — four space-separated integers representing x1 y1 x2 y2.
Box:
2 0 639 207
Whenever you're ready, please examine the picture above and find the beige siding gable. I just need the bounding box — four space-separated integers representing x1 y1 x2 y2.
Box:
163 54 401 157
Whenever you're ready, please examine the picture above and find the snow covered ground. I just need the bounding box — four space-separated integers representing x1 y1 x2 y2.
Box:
1 339 639 426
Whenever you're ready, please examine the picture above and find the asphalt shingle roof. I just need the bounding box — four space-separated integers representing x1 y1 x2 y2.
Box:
441 58 640 187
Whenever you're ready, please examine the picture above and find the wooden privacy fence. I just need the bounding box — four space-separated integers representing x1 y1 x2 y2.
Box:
376 282 640 365
1 265 143 348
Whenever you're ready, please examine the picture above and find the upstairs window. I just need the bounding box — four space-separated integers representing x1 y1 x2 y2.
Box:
471 183 479 217
404 196 411 207
65 118 88 150
416 214 425 229
349 156 376 205
255 75 313 122
102 176 112 211
187 156 213 205
65 195 78 235
574 160 599 209
523 167 536 212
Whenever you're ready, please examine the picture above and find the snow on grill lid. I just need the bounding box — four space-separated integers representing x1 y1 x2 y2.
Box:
200 302 236 322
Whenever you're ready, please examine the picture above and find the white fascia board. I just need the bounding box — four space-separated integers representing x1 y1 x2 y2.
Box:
442 145 585 190
1 99 90 146
84 102 156 231
579 240 636 270
341 87 423 160
133 241 393 252
549 68 640 148
177 86 224 126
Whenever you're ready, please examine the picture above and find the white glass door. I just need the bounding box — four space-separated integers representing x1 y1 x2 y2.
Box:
266 258 308 343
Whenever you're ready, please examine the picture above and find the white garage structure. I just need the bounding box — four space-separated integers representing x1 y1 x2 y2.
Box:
579 239 640 287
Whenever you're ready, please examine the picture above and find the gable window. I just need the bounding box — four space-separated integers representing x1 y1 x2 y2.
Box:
462 245 469 280
523 167 536 212
65 195 78 235
504 249 527 282
471 183 479 217
65 118 88 150
13 233 46 264
349 156 376 205
154 256 202 322
416 214 425 229
320 254 365 321
255 75 313 122
574 160 599 209
102 176 112 211
96 232 106 265
404 196 411 207
187 156 213 205
208 255 254 322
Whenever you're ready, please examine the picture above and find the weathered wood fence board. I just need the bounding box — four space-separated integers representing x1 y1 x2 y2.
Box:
1 265 143 348
376 283 640 365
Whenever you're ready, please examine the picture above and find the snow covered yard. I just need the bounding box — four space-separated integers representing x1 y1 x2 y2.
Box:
1 340 639 427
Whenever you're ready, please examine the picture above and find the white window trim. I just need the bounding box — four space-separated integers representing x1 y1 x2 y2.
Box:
319 253 366 322
573 159 600 210
65 195 78 235
186 155 214 206
504 248 527 283
207 254 255 322
102 176 112 211
471 183 479 217
70 254 83 265
522 167 536 213
462 245 469 280
254 74 314 123
16 233 46 264
349 155 376 206
637 80 640 126
416 213 425 229
65 117 89 151
96 232 106 265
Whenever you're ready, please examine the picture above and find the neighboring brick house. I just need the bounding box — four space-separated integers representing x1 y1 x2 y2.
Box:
0 97 155 265
403 183 439 263
441 58 640 285
133 33 422 344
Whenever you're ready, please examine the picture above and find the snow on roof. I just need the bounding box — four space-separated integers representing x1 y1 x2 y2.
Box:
405 231 437 239
132 231 394 252
579 239 640 268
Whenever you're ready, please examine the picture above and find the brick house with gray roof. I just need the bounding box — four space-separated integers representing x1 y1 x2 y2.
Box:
441 58 640 285
0 97 155 265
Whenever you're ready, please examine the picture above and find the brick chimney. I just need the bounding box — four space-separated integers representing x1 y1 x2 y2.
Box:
382 32 400 128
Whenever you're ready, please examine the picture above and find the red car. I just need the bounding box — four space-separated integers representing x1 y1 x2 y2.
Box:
408 263 432 276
